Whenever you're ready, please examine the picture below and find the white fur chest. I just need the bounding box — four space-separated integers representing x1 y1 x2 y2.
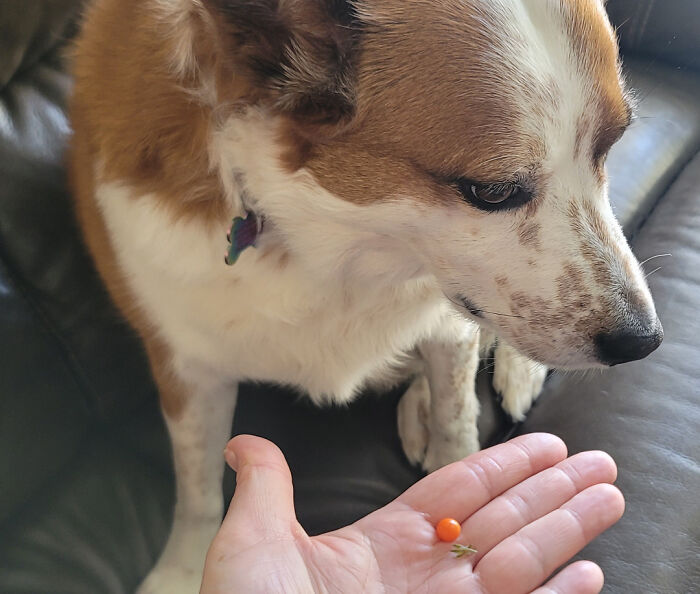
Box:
96 182 447 403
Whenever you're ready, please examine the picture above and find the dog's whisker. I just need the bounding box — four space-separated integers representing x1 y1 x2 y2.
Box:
443 292 530 322
477 363 496 376
639 253 672 267
483 310 527 320
645 266 663 279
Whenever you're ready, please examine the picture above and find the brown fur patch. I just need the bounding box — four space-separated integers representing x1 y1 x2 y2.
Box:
518 221 542 250
304 1 550 206
304 143 453 206
509 287 605 358
71 0 229 227
556 263 594 311
564 0 631 168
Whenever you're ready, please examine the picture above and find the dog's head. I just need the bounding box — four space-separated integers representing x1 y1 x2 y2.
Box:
198 0 662 368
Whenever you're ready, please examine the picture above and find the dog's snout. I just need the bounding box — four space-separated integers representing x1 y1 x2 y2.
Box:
595 320 664 366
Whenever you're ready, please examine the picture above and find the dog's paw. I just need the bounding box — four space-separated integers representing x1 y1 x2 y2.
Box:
493 342 547 421
397 375 431 466
398 375 480 473
422 430 480 474
137 565 204 594
137 514 220 594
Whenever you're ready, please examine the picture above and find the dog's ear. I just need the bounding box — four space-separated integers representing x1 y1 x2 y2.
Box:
203 0 361 136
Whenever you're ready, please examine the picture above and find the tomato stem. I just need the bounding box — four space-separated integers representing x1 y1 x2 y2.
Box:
451 543 478 558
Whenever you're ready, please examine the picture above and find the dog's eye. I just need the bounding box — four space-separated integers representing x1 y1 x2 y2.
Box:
454 179 532 212
469 183 516 204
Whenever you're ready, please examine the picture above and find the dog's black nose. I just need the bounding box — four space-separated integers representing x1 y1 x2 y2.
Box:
595 322 664 366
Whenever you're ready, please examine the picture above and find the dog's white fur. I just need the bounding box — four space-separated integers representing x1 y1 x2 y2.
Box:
73 1 661 591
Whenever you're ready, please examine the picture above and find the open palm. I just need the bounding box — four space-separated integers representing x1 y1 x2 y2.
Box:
201 434 623 594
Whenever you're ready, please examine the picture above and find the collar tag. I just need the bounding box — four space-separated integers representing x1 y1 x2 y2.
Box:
225 211 263 266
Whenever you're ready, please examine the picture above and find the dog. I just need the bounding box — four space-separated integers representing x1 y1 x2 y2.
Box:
69 0 663 591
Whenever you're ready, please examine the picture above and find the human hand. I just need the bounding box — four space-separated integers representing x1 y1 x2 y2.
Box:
200 433 623 593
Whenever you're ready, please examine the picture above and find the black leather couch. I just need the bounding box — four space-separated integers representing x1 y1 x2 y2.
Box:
1 2 698 592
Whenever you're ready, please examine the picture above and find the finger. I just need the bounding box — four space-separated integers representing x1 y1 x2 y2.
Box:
219 434 298 539
464 451 617 562
476 484 624 594
532 560 604 594
396 433 567 522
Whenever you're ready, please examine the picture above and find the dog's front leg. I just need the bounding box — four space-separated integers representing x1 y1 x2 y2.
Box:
399 318 481 473
137 356 237 594
492 340 548 422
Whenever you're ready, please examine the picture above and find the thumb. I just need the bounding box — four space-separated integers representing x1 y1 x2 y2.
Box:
220 435 298 539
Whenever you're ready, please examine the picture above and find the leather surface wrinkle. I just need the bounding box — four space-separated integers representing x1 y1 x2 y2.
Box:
519 153 700 594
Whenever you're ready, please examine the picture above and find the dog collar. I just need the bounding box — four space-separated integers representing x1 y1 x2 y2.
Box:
225 211 264 266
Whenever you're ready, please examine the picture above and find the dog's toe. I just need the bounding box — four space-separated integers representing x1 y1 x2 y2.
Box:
493 342 547 422
422 432 480 474
397 375 431 466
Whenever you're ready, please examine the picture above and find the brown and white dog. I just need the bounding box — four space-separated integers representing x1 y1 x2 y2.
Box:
70 0 662 591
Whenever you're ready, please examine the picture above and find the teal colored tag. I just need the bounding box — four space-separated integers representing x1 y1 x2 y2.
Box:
225 211 262 266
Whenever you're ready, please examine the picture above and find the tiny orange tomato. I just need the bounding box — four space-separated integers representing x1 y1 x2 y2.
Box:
436 517 461 542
